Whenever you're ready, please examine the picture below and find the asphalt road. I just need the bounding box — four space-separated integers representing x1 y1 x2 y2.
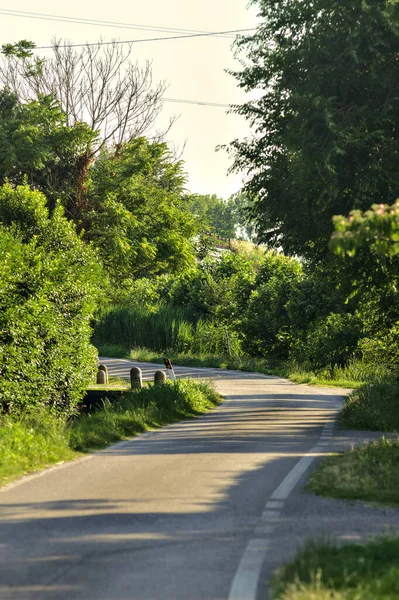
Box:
0 359 351 600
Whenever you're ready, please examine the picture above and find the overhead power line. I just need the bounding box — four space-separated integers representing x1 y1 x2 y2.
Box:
31 29 252 50
163 98 230 108
0 8 255 41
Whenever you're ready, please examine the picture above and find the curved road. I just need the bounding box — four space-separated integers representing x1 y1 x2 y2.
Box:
0 359 350 600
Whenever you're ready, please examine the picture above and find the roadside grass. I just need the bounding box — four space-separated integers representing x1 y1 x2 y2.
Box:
70 379 221 451
306 437 399 505
0 380 221 487
0 410 77 486
271 536 399 600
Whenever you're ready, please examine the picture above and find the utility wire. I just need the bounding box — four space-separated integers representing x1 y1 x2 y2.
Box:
0 8 254 41
32 29 252 49
163 98 230 108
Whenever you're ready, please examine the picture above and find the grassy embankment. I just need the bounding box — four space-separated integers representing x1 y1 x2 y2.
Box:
0 379 221 487
271 537 399 600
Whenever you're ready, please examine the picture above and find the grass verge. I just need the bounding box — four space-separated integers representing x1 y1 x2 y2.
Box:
0 379 221 487
271 536 399 600
0 410 77 487
306 437 399 505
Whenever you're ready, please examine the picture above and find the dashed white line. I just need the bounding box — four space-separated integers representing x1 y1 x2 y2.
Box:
228 420 336 600
229 539 271 600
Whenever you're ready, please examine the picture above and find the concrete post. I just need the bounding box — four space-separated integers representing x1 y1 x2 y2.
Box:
154 370 167 386
96 368 107 385
98 364 109 385
130 367 143 390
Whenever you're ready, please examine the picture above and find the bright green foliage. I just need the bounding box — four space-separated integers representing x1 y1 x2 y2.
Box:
186 192 257 244
1 40 35 59
0 89 96 215
166 252 256 322
0 184 104 416
330 200 399 372
230 0 399 255
94 304 243 357
86 138 197 279
331 201 399 256
358 325 399 373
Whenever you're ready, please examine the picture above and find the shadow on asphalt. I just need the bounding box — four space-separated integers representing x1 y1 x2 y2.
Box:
0 383 345 599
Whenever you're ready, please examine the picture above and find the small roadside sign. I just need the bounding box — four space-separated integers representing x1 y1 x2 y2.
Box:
163 357 177 381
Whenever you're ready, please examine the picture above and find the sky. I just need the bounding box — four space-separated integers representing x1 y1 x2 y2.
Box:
0 1 258 198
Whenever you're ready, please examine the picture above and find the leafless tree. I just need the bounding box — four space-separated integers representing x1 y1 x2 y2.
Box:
0 39 168 155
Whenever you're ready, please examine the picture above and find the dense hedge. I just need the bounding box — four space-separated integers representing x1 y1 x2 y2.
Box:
0 184 104 416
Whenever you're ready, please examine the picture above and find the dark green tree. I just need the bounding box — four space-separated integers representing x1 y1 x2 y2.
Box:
230 0 399 256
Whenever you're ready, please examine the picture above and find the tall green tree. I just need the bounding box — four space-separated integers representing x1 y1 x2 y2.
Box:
86 138 197 280
230 0 399 256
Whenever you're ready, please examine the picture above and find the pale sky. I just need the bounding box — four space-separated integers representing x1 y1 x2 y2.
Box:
0 1 258 198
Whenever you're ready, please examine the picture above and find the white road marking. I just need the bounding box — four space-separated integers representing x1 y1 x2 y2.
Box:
265 500 285 509
260 510 281 522
270 448 321 502
229 539 270 600
228 419 338 600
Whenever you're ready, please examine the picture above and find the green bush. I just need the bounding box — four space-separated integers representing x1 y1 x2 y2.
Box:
340 378 399 431
292 313 363 370
0 184 104 416
241 254 303 359
359 324 399 373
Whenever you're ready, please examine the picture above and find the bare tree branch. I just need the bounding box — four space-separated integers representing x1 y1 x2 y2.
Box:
0 39 167 155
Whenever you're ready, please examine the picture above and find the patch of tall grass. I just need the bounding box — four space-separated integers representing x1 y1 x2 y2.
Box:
94 304 196 353
70 380 220 451
0 410 76 486
94 304 242 357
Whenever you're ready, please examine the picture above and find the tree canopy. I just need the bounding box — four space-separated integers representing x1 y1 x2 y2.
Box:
86 138 197 279
0 89 96 216
230 0 399 256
